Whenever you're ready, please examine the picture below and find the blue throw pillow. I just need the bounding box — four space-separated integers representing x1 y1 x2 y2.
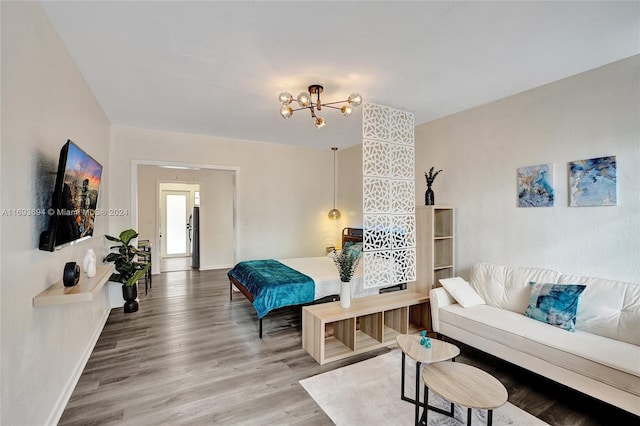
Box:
525 282 586 332
342 241 363 258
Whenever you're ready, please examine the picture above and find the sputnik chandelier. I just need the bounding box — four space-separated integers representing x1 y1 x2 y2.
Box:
279 84 362 128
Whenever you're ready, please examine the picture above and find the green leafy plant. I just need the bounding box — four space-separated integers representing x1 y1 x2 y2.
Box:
104 229 150 287
332 248 361 283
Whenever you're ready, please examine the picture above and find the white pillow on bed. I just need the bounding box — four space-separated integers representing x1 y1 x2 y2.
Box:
439 277 485 308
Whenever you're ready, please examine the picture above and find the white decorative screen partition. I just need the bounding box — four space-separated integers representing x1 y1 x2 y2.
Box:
362 103 416 288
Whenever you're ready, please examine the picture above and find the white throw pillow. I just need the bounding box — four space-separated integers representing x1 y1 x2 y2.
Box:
439 277 486 308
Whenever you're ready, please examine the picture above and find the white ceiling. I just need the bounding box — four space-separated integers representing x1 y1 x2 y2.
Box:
40 1 640 150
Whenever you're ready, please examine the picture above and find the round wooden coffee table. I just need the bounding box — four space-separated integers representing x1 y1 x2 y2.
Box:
396 335 460 425
422 362 508 426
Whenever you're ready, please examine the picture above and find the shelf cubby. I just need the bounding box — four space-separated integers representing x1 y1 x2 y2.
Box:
415 206 455 292
302 291 430 364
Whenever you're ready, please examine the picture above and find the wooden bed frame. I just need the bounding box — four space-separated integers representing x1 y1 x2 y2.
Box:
229 227 363 338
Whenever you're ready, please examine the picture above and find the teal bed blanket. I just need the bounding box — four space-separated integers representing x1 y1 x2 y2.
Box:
228 259 315 318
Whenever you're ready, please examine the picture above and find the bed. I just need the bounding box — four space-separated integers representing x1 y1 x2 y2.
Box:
228 228 377 337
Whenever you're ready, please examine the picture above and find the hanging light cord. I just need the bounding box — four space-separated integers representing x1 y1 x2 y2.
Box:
333 147 337 209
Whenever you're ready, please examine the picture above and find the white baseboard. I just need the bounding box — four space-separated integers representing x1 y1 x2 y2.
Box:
198 263 234 271
46 306 110 426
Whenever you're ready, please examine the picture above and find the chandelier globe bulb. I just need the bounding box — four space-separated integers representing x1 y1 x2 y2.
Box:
341 105 353 117
348 93 362 107
297 92 311 107
279 92 293 105
280 106 293 119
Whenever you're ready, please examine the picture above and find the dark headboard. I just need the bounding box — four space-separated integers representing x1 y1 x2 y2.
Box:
342 227 363 246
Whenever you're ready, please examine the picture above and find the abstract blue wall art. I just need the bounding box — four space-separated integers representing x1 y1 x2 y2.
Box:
569 156 617 207
517 164 554 207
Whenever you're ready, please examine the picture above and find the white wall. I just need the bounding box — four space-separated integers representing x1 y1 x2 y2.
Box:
338 144 364 235
415 55 640 283
1 2 111 425
110 126 357 260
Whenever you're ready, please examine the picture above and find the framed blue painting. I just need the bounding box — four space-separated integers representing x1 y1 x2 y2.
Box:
517 164 554 207
569 156 617 207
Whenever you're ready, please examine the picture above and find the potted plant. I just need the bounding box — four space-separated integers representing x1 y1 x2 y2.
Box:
104 229 150 313
332 244 362 308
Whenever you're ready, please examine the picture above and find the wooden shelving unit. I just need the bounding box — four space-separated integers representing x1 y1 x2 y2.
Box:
33 264 115 307
302 291 430 365
415 206 455 293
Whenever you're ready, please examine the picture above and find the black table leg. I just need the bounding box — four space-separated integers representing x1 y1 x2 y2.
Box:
422 384 429 425
488 409 493 426
467 407 472 426
415 361 421 426
401 352 406 401
400 356 456 419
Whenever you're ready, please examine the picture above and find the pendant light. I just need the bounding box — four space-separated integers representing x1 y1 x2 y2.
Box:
328 147 341 220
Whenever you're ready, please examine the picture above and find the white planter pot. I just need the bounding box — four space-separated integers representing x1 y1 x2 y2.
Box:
340 281 351 308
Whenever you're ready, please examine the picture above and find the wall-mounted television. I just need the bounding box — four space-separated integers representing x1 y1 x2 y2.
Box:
39 140 103 251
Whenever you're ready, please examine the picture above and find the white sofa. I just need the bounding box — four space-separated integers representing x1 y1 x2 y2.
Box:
430 262 640 416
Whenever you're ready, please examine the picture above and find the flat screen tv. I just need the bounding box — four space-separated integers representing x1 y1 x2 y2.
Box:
39 140 103 251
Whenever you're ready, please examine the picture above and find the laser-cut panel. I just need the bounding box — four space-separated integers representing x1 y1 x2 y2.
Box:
389 108 415 146
363 177 391 214
390 144 415 180
363 215 391 251
390 214 416 249
363 251 395 288
362 103 391 142
363 139 390 178
391 180 415 214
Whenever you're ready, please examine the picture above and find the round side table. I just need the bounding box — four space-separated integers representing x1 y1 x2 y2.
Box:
396 334 460 425
422 361 508 426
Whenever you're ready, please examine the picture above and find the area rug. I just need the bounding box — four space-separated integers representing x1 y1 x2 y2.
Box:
300 350 548 426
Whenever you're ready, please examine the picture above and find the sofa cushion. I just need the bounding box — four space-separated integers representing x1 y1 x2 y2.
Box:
559 275 640 346
470 263 561 313
439 277 485 308
524 282 586 332
439 304 640 396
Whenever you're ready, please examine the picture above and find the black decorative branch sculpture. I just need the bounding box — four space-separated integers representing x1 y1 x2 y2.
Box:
424 167 443 205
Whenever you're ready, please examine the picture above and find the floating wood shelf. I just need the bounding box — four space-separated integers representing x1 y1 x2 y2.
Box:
33 264 115 307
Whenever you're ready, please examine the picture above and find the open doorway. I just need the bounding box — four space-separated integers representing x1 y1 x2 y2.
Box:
159 183 200 272
134 162 237 277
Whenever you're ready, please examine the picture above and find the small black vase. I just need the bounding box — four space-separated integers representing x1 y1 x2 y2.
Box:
122 284 139 313
425 187 435 205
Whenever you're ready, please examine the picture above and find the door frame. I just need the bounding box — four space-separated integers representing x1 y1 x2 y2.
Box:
131 160 239 276
159 187 195 259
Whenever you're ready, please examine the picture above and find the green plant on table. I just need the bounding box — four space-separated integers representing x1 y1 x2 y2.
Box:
332 247 361 283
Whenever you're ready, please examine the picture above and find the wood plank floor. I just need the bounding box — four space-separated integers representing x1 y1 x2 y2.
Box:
60 270 638 425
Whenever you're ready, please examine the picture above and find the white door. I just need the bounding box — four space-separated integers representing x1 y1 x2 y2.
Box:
160 190 191 258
